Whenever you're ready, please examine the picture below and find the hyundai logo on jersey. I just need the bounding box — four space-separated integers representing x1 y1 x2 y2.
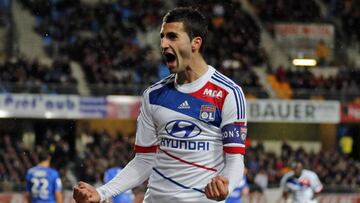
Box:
199 105 216 122
160 138 210 151
165 120 201 139
222 123 247 144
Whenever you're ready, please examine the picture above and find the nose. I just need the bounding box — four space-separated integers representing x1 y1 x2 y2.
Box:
160 38 169 49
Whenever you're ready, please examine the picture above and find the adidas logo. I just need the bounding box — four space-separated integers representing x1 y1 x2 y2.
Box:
178 100 190 109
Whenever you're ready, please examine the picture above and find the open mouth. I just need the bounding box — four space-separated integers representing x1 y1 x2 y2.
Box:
163 52 176 63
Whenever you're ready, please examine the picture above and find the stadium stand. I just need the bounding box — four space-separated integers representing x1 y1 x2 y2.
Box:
73 129 134 185
246 141 360 193
250 0 322 23
0 55 78 94
0 127 136 191
3 0 358 100
15 0 268 97
267 66 360 101
18 0 171 95
1 129 360 195
321 0 360 45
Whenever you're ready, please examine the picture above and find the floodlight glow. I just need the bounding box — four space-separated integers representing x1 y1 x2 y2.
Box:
292 59 317 66
0 110 9 118
45 112 54 118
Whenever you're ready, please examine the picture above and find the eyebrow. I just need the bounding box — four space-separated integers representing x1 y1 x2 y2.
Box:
160 31 178 38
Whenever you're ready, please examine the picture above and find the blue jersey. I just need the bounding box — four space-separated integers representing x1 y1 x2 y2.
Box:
26 166 62 203
225 176 248 203
104 167 133 203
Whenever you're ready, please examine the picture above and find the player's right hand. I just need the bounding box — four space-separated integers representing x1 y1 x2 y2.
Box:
73 181 100 203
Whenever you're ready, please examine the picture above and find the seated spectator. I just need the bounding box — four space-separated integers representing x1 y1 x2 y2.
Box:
315 40 330 66
0 55 77 94
18 0 269 97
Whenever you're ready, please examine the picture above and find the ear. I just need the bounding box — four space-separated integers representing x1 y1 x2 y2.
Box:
191 37 203 52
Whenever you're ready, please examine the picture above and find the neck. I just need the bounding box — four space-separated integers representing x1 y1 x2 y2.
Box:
38 160 50 168
176 54 208 84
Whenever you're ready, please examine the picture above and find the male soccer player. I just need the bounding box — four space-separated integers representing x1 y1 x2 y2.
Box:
103 167 133 203
280 160 323 203
25 149 63 203
73 7 247 203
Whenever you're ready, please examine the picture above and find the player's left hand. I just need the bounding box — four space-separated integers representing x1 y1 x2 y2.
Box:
204 175 229 201
73 181 100 203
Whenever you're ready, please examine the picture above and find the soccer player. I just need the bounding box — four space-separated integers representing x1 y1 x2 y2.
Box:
103 167 133 203
280 160 323 203
25 149 63 203
73 7 247 203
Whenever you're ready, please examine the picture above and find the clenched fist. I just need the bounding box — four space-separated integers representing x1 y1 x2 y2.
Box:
73 181 100 203
204 176 229 201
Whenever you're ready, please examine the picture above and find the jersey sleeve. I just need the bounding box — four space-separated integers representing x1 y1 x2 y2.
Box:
54 170 62 192
280 173 292 193
220 86 247 154
310 172 323 193
97 153 155 201
280 173 290 188
134 89 158 153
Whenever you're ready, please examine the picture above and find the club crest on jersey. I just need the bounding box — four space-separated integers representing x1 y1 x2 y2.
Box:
199 105 216 122
240 127 247 141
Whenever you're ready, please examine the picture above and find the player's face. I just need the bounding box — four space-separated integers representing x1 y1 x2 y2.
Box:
293 163 303 177
160 22 192 73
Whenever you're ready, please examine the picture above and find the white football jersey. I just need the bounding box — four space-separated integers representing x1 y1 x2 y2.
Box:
280 169 323 203
135 66 247 203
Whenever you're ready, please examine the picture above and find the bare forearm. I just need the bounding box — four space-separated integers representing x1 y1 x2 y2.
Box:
55 192 63 203
25 192 31 203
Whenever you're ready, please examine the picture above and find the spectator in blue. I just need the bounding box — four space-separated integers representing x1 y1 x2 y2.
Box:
103 166 133 203
25 149 63 203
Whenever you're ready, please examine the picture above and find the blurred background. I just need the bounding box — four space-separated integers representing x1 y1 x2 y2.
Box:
0 0 359 202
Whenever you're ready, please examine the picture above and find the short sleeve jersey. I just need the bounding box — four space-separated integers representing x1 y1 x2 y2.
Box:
280 169 323 203
26 166 62 203
135 66 247 203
